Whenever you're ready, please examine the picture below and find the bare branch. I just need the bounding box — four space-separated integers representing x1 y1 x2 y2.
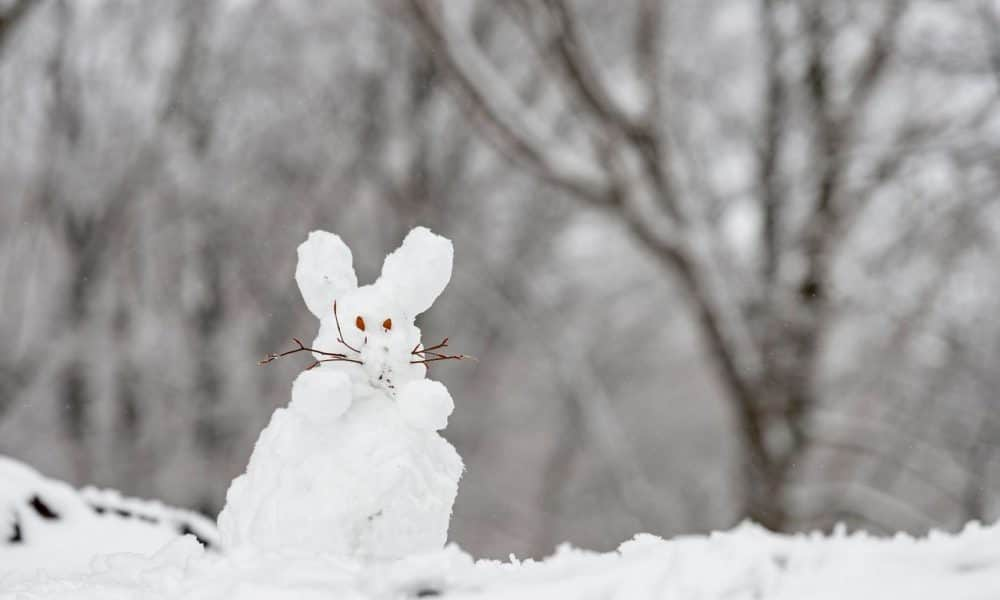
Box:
634 0 662 121
541 0 642 131
411 337 472 364
258 337 349 366
0 0 37 55
333 300 360 353
599 140 764 411
541 0 680 220
802 0 906 242
788 2 908 431
847 0 907 110
622 214 770 483
405 0 612 204
501 0 680 222
758 0 786 285
979 0 1000 91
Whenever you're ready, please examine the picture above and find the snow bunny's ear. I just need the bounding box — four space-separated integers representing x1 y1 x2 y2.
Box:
377 227 453 317
295 231 358 319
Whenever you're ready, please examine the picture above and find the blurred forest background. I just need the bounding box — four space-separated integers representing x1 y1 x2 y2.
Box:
2 0 1000 559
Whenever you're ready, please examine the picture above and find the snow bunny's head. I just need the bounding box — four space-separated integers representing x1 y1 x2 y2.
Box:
295 227 455 391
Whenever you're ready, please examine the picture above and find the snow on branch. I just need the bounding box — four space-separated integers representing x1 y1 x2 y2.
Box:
538 0 682 222
406 0 613 204
541 0 645 132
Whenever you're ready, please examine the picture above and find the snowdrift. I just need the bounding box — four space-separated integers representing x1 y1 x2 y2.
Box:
0 455 219 577
2 453 998 599
4 511 1000 599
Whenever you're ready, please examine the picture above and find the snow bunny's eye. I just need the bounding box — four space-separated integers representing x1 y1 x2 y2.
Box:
355 316 366 331
382 318 392 331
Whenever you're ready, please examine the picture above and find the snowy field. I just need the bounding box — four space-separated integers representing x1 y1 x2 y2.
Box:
3 450 999 599
4 481 1000 600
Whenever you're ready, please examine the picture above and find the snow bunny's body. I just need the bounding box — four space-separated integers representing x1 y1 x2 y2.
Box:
217 228 463 558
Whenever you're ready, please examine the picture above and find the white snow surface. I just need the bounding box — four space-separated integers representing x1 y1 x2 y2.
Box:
0 456 218 579
5 521 1000 599
218 227 462 559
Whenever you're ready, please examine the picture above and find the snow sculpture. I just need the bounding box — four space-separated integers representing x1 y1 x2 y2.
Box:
217 227 464 559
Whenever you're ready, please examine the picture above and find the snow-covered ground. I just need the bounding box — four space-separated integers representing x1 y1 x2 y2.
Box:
4 452 1000 599
4 512 1000 599
0 455 219 578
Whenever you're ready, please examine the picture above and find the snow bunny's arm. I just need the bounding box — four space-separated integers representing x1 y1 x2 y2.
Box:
295 231 358 319
289 368 353 423
397 379 454 431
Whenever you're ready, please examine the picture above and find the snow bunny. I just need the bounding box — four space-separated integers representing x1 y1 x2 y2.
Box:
217 227 464 559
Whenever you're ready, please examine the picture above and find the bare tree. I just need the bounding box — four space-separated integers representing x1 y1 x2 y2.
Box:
400 0 996 530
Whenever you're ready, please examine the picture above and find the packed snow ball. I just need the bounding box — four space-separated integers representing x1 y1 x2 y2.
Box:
217 227 464 559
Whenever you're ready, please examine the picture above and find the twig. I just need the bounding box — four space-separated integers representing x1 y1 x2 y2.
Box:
413 337 449 354
333 300 361 352
258 337 358 366
411 337 472 364
411 355 473 364
306 356 363 370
